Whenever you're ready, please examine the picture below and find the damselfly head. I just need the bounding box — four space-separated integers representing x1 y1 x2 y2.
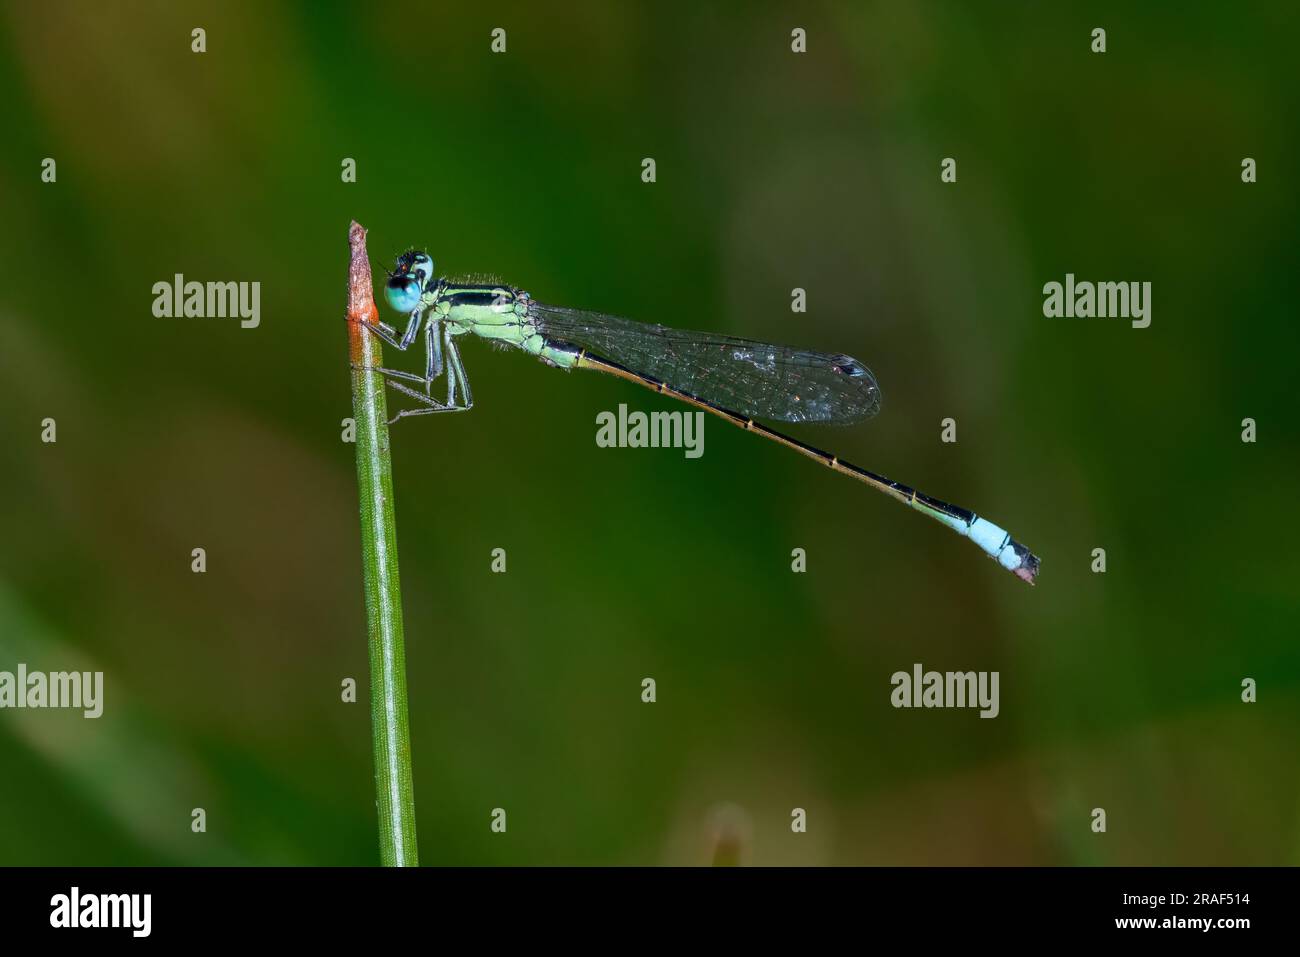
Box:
385 250 434 312
392 249 434 281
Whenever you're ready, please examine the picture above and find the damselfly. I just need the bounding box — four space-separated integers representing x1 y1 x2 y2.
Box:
369 250 1040 584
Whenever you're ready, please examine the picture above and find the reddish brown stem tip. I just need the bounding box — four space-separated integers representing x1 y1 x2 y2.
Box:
348 221 381 365
347 220 380 327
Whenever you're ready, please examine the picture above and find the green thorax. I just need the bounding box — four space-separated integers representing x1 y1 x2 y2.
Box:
427 281 578 369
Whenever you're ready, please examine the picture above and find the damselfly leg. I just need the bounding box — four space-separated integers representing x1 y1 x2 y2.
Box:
364 308 423 353
368 315 442 389
381 322 474 423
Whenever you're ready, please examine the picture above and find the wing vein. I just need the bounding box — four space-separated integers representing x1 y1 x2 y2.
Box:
530 303 881 424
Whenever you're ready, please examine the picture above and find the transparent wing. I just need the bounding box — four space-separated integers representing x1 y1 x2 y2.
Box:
530 303 881 424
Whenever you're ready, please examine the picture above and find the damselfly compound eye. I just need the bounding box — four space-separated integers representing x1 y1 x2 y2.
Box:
385 276 422 313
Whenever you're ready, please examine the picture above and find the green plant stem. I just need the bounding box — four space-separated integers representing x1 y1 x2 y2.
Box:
346 220 419 866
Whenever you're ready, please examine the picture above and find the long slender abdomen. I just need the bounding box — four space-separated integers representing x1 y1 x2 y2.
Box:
573 349 1041 584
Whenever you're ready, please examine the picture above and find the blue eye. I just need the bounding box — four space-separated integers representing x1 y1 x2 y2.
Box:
385 276 422 312
411 253 434 281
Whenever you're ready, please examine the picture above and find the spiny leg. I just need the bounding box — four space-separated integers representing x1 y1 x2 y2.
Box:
384 338 462 422
359 365 432 387
398 309 423 349
384 379 463 421
366 309 423 352
423 317 444 395
365 319 444 390
385 327 475 422
444 326 474 410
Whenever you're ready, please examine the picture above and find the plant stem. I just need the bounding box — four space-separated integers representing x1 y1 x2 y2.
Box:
346 220 419 866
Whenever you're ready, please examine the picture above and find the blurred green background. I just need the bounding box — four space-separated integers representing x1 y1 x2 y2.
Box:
0 1 1296 865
